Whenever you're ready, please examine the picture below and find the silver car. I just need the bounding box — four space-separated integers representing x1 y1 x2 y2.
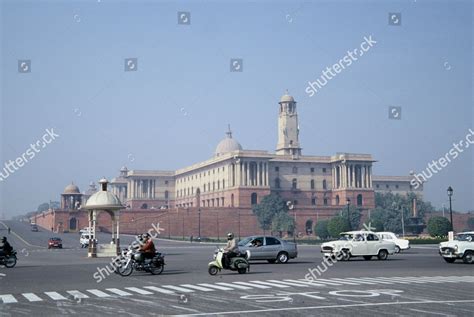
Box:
238 236 297 263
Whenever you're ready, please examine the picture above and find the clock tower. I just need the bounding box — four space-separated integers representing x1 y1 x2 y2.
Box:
276 91 301 156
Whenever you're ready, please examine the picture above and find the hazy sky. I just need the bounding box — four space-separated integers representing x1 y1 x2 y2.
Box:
1 0 472 217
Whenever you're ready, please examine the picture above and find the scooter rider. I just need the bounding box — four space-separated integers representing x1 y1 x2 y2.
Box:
223 232 238 269
0 236 13 257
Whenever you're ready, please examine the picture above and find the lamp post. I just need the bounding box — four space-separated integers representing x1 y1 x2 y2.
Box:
346 198 351 230
447 186 454 232
198 208 201 240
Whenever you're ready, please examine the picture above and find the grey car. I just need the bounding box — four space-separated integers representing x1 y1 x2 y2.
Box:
238 236 297 263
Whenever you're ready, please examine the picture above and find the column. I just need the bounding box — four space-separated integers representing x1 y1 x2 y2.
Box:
246 162 250 186
257 162 260 186
265 163 268 186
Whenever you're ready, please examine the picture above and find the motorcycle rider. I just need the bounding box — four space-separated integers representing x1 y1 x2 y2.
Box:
223 232 238 269
139 233 156 262
0 236 13 257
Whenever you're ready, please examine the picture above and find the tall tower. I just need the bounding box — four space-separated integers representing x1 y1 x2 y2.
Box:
276 90 301 156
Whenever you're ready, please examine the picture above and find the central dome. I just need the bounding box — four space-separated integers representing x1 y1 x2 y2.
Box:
64 183 80 194
215 126 242 156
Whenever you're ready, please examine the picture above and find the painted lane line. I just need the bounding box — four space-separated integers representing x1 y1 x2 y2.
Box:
143 286 176 295
44 292 67 300
197 283 234 291
125 287 153 295
66 290 89 299
216 283 252 290
162 285 195 293
232 281 271 289
180 284 215 292
374 277 412 284
249 281 290 288
106 288 133 296
22 293 43 302
267 280 310 287
86 289 112 298
0 295 18 304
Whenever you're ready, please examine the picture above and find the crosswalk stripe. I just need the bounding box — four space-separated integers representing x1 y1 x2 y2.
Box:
44 292 67 300
162 285 195 293
0 295 18 304
125 287 153 295
197 283 234 291
374 277 412 284
289 279 327 287
106 288 133 296
86 289 111 297
216 282 252 290
67 290 89 299
233 281 271 289
143 286 176 295
267 280 310 287
379 277 425 284
180 284 214 292
338 278 378 285
249 281 290 288
301 278 343 286
22 293 43 302
328 278 361 285
350 277 393 285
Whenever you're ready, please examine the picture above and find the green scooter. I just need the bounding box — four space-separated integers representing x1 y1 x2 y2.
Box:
208 248 250 275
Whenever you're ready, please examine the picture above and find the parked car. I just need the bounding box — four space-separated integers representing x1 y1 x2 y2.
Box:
376 231 410 253
80 233 90 248
48 237 63 249
321 231 396 261
439 231 474 264
238 236 297 263
31 224 39 232
79 227 92 234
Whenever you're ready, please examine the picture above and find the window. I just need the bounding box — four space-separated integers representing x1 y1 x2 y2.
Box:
292 178 297 189
386 184 389 189
292 167 298 174
322 179 327 190
376 184 380 188
335 195 340 205
251 193 258 205
357 194 363 206
165 180 168 185
367 234 379 241
310 167 315 173
222 179 225 189
322 168 327 173
311 198 316 205
266 237 281 245
213 182 215 191
275 178 281 189
324 198 328 206
275 166 279 172
217 180 220 190
164 190 169 199
293 200 298 205
310 179 315 189
395 184 399 189
221 197 224 206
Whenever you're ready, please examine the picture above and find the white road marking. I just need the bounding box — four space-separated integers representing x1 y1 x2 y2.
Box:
0 295 18 304
22 293 43 302
197 283 233 291
289 279 327 287
180 284 214 292
44 292 67 300
216 282 252 290
340 278 378 285
86 289 111 297
162 285 195 293
327 278 361 285
350 277 393 285
302 278 344 286
125 287 153 295
232 281 271 289
143 286 176 295
66 290 89 299
267 280 310 287
410 308 455 316
249 281 290 288
106 288 133 296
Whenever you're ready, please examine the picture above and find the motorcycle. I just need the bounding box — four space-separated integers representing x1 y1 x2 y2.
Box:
208 248 250 275
0 250 17 268
116 248 165 276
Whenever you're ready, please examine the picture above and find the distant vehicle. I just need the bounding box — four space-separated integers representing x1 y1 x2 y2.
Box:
48 237 63 249
79 227 93 234
80 233 90 248
439 231 474 264
31 224 39 232
376 232 410 253
238 236 297 263
321 231 396 261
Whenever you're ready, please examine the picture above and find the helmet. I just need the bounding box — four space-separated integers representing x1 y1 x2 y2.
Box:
227 232 234 240
143 233 150 239
1 236 6 242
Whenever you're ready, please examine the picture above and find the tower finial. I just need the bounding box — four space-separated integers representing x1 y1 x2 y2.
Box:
285 89 289 95
226 124 232 138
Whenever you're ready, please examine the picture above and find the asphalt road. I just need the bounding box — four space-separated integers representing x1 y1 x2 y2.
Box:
0 220 473 316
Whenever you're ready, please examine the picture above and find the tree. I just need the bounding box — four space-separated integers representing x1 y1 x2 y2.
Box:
466 218 474 231
272 212 295 237
37 203 50 212
327 216 350 238
427 216 452 237
314 220 330 239
252 194 287 233
339 205 361 230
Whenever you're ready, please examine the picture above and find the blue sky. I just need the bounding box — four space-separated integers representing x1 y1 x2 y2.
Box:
1 0 472 216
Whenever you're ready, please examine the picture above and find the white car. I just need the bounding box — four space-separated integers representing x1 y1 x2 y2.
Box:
80 233 91 248
439 231 474 264
79 227 93 234
321 231 397 261
376 232 410 253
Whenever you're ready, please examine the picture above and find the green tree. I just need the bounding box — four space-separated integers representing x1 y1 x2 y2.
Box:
466 217 474 231
427 216 452 237
314 220 330 239
271 212 295 236
339 205 361 230
327 216 350 238
37 203 50 212
252 194 287 233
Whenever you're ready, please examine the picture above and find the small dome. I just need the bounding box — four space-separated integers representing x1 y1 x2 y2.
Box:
120 166 128 172
280 90 295 103
215 126 243 156
64 183 80 194
83 178 123 210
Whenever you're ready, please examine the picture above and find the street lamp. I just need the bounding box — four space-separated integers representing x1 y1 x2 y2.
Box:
447 186 454 232
346 198 351 230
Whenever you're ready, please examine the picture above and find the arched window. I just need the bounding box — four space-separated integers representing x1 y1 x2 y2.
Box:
164 190 169 199
251 193 258 205
292 178 297 189
305 219 313 235
275 178 281 189
322 179 327 190
323 198 328 206
292 166 298 174
357 194 363 206
141 203 148 209
336 195 340 205
310 179 315 189
69 217 77 230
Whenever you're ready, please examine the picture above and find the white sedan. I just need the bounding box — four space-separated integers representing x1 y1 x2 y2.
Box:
376 232 410 253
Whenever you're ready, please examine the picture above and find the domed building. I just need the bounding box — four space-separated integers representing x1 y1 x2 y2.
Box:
215 126 243 157
61 182 82 210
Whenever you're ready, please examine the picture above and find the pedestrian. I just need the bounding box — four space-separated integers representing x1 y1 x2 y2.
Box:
190 235 193 243
7 227 11 234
